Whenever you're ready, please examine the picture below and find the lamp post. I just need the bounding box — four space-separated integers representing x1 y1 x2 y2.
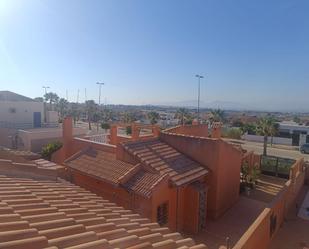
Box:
96 82 105 105
42 86 50 95
195 74 204 123
42 86 50 123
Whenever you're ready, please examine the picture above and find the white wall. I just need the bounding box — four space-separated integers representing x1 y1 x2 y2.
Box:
18 127 87 152
0 101 44 125
243 134 292 146
46 111 59 123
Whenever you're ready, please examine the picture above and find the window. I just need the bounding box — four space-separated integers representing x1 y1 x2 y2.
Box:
157 202 168 226
8 107 16 113
269 213 277 237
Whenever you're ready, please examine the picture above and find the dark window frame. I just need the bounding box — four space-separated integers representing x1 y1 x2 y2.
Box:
157 202 168 226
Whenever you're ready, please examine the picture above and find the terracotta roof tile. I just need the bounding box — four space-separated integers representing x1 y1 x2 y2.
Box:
123 170 166 198
65 148 136 185
123 139 208 186
0 174 207 249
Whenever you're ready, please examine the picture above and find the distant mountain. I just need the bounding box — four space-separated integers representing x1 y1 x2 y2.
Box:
149 100 254 111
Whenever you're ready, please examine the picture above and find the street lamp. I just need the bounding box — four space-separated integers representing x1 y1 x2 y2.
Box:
42 86 50 95
96 82 105 105
42 86 50 124
195 74 204 123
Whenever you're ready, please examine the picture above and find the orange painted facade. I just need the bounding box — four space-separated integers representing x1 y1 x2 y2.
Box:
160 129 243 219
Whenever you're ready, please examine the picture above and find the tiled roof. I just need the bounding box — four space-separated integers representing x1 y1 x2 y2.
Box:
0 175 207 249
123 170 166 198
65 147 136 185
122 139 209 187
0 90 35 102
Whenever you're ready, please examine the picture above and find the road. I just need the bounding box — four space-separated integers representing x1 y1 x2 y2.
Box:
225 139 309 162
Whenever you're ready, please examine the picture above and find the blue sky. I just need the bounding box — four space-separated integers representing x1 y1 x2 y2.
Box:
0 0 308 111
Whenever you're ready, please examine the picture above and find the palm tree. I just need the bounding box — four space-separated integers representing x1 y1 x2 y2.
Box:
56 98 69 119
68 103 81 125
256 116 278 155
147 111 160 125
85 100 97 130
122 112 137 124
209 109 225 123
175 108 189 125
44 92 59 111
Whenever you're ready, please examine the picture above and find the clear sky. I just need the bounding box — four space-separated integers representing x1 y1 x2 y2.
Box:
0 0 308 111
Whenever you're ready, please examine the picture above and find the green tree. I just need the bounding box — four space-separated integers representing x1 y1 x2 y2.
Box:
44 92 59 111
101 108 113 122
101 123 110 130
68 103 81 125
56 98 69 119
85 100 97 130
293 116 301 124
34 97 44 102
126 126 132 135
175 108 190 125
226 128 242 139
256 116 278 155
41 141 62 160
240 123 257 135
122 112 137 124
147 111 160 125
209 109 225 123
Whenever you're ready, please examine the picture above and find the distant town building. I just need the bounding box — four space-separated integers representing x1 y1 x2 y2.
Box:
278 121 309 146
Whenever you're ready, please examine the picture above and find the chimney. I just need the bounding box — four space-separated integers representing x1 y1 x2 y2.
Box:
192 119 199 125
131 123 139 141
109 124 118 145
63 116 73 145
152 125 160 137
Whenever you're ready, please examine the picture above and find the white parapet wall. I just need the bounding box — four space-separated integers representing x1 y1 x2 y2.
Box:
243 134 292 146
18 127 87 152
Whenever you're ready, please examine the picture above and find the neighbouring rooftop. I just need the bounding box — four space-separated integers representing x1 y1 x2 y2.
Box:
0 174 207 249
0 90 36 102
65 147 136 185
122 138 209 187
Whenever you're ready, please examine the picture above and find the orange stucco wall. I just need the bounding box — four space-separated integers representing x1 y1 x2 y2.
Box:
165 124 209 138
160 131 242 219
233 159 306 249
51 117 116 164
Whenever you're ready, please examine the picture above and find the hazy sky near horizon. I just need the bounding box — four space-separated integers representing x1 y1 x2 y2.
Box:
0 0 308 110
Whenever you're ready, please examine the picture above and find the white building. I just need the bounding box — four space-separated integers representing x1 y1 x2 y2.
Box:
0 91 44 129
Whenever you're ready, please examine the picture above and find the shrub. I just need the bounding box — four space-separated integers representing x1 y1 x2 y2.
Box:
126 126 132 135
101 123 110 130
41 141 62 160
226 128 242 139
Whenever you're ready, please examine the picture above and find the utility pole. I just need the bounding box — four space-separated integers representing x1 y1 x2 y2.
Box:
96 82 105 105
66 90 68 101
195 74 204 123
84 88 87 102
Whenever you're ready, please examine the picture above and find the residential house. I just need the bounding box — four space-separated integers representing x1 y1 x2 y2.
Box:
54 117 243 234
